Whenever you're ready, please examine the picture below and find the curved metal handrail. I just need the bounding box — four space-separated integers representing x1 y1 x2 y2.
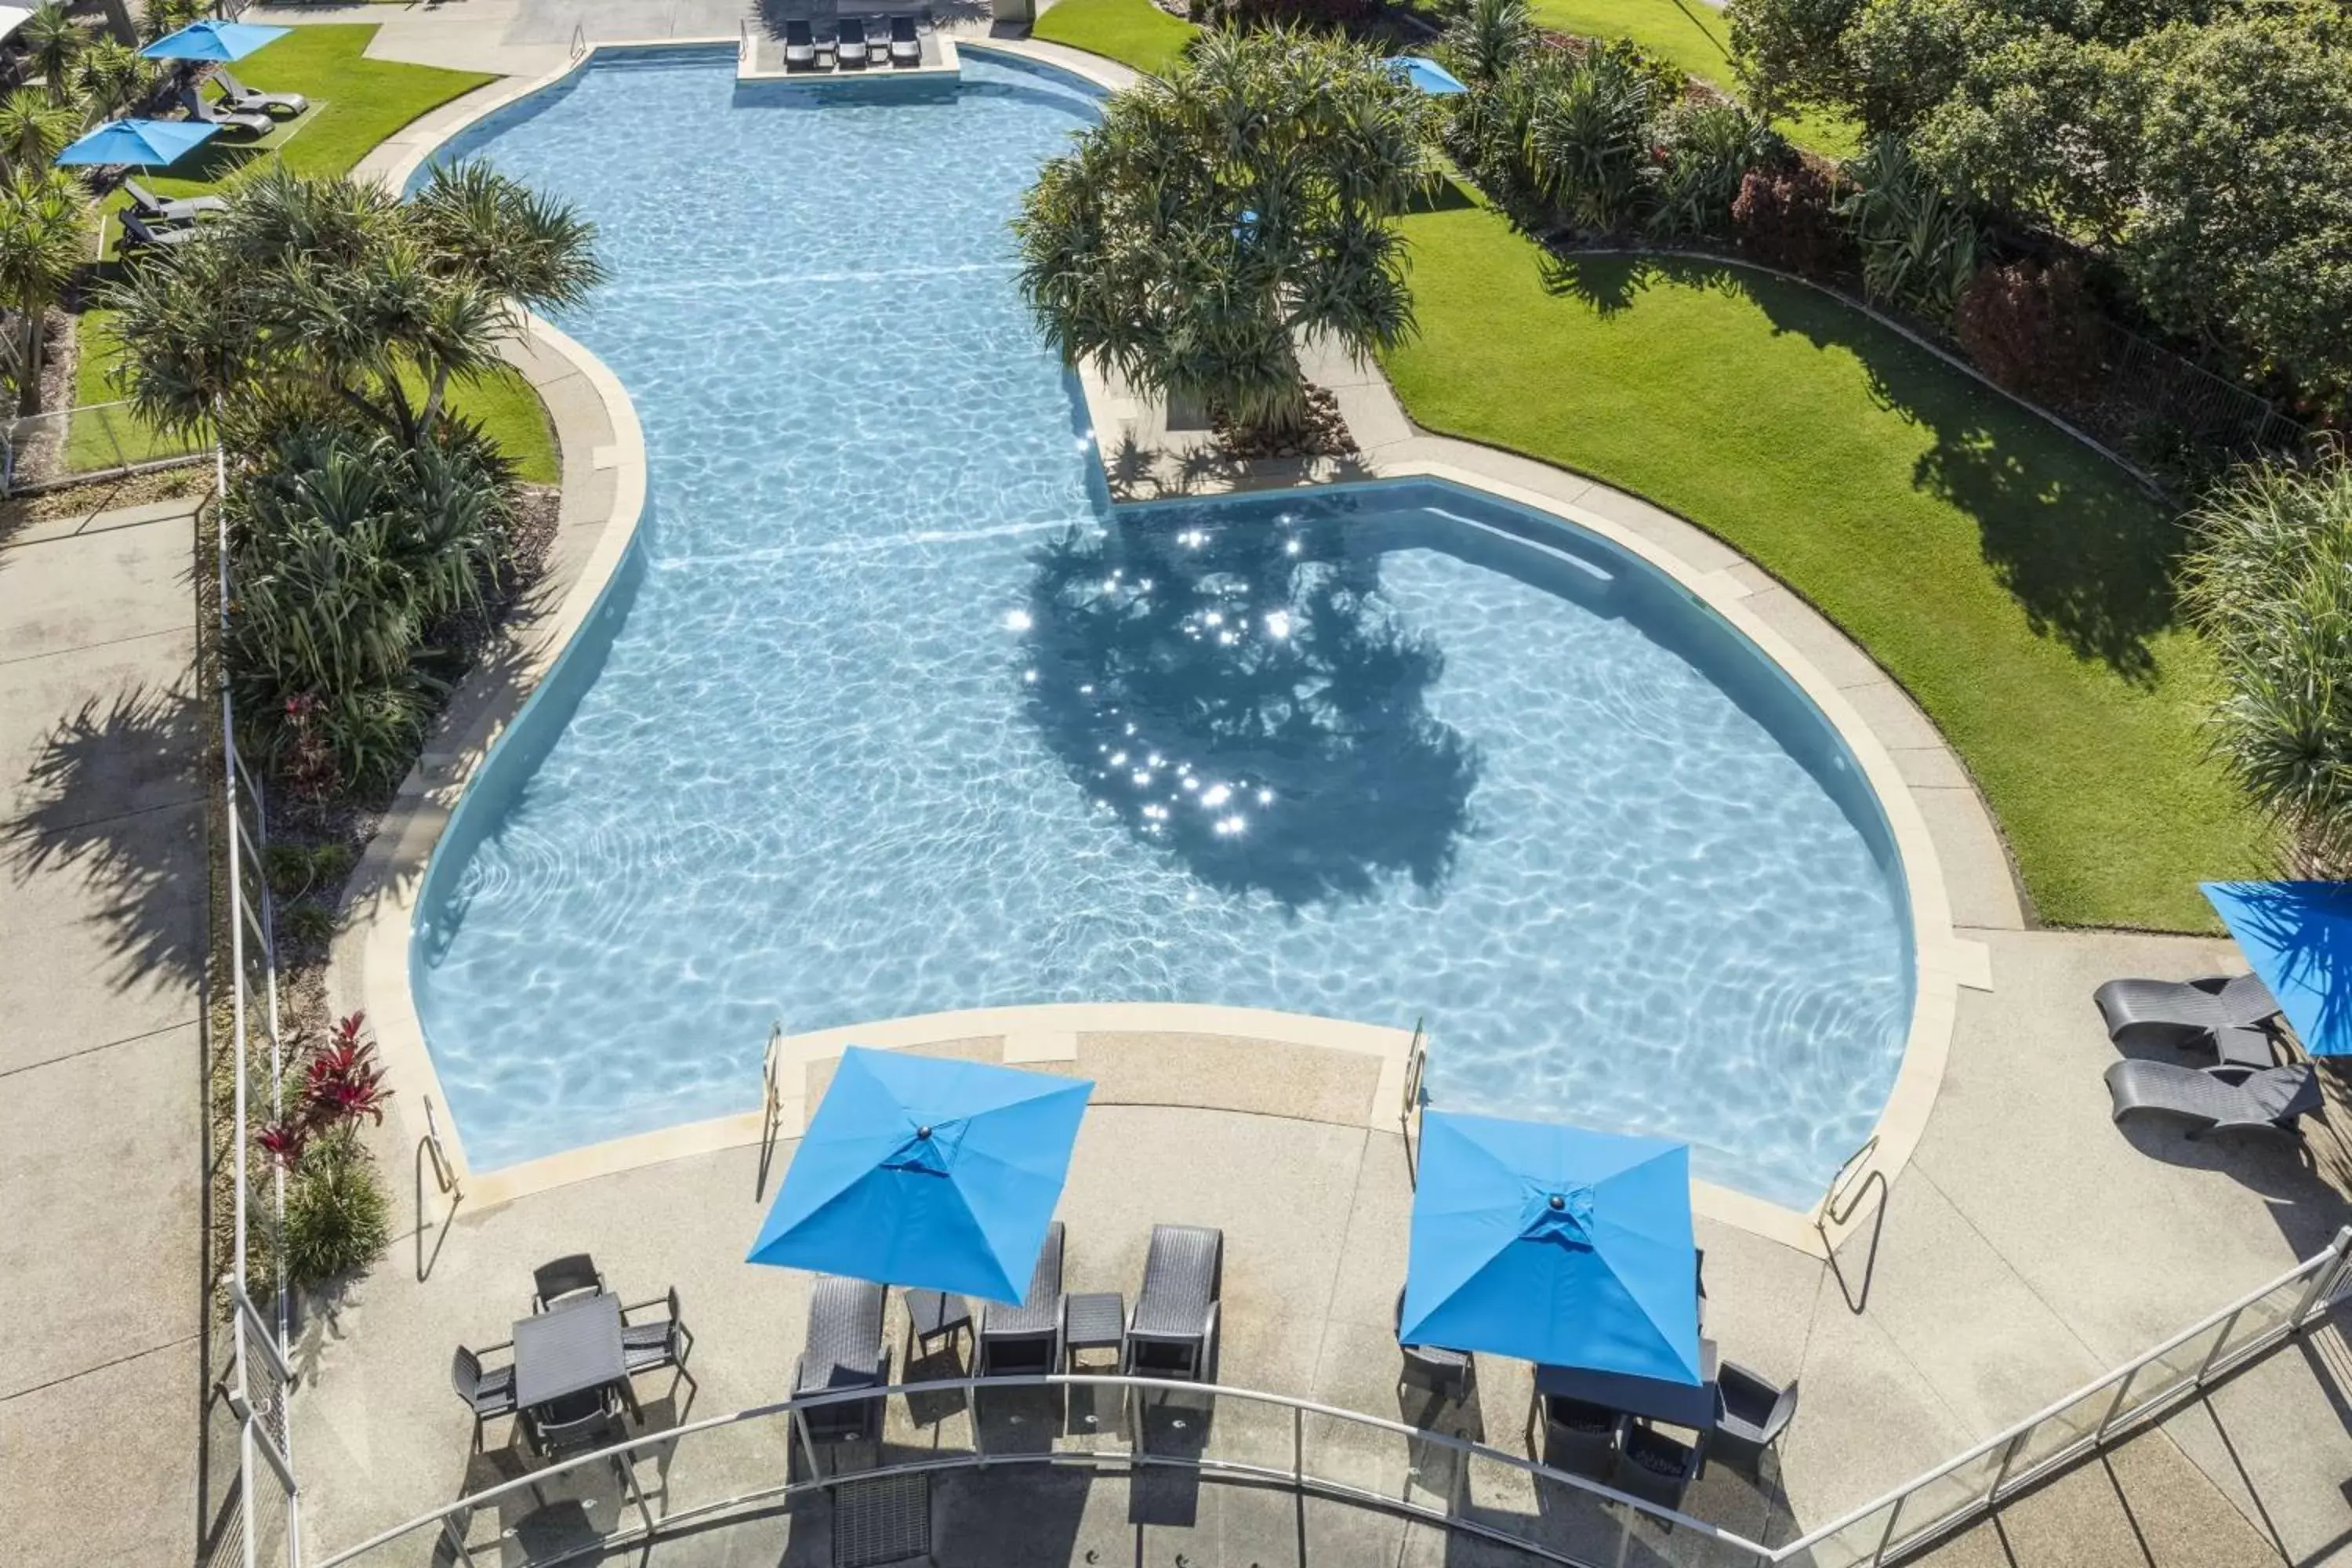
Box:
314 1371 1776 1566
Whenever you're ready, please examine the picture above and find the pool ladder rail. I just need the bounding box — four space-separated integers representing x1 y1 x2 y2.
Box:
1817 1134 1889 1312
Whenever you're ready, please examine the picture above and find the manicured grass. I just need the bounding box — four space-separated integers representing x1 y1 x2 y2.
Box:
75 27 557 484
1384 200 2270 930
1527 0 1860 157
1033 0 1200 75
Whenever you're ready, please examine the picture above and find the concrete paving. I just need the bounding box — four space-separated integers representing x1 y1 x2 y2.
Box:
0 497 212 1567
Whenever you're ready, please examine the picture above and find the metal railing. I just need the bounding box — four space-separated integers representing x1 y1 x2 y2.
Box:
309 1223 2352 1567
314 1371 1777 1567
0 399 207 495
215 441 302 1567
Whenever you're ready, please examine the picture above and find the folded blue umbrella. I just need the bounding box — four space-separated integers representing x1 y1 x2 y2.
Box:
747 1047 1093 1303
2205 880 2352 1056
141 19 292 62
55 118 220 167
1402 1110 1702 1386
1387 56 1469 96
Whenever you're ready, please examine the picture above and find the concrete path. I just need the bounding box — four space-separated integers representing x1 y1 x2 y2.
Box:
0 495 214 1567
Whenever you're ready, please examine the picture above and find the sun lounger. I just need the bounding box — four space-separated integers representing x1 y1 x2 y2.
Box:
783 18 833 70
2105 1058 2322 1140
122 177 225 225
793 1274 889 1451
1123 1223 1221 1381
977 1220 1065 1376
214 67 305 117
888 14 921 65
834 17 869 69
178 82 272 137
118 210 201 253
2095 973 2279 1052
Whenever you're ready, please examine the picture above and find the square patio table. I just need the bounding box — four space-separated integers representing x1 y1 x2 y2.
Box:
514 1292 629 1413
1062 1291 1124 1374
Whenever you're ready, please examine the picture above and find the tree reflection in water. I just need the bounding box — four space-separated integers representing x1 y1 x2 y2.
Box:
1020 507 1479 907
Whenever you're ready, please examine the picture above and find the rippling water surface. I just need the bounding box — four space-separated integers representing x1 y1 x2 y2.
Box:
412 48 1914 1205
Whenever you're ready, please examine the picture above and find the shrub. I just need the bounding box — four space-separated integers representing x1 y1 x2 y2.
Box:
1952 256 2103 399
282 1131 391 1290
1525 48 1658 231
1440 0 1535 85
1647 100 1785 241
1730 160 1847 275
1835 133 1980 322
279 899 338 953
2180 450 2352 872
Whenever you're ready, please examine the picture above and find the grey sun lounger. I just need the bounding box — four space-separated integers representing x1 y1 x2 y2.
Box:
118 210 201 253
1123 1223 1222 1381
793 1274 889 1449
2105 1058 2323 1140
2095 973 2280 1052
834 17 870 68
977 1219 1064 1375
123 177 225 225
888 14 921 65
214 67 306 117
178 82 273 137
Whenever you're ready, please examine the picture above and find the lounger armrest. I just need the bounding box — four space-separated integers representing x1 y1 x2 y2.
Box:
1200 1301 1220 1378
2190 1114 2299 1141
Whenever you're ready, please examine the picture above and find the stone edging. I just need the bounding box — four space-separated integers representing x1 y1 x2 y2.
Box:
328 38 1976 1261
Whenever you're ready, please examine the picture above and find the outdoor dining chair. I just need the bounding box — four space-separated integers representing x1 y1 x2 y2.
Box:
449 1344 518 1453
1123 1224 1222 1382
532 1253 608 1312
1530 1392 1618 1481
620 1286 695 1397
1613 1419 1704 1515
1710 1361 1798 1475
1393 1286 1473 1405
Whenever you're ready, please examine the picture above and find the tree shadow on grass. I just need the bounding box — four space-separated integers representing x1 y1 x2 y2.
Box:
1538 249 2186 683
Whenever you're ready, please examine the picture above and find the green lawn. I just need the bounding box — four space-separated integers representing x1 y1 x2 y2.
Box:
1529 0 1859 157
75 27 557 484
1385 200 2269 931
1033 0 1200 75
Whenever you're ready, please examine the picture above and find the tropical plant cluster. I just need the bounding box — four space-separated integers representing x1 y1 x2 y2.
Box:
260 1011 395 1290
108 163 601 796
1014 26 1425 443
1725 0 2352 423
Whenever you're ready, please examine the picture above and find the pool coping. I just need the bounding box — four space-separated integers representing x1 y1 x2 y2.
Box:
328 36 1972 1261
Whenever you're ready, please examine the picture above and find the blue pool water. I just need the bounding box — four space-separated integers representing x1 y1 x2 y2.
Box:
412 47 1915 1206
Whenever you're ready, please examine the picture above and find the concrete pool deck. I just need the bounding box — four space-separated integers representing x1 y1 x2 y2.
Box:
216 6 2352 1561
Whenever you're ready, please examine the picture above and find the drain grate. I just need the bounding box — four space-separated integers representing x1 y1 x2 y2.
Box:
833 1472 931 1567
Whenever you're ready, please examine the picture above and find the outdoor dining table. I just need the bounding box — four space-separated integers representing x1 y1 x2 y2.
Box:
1535 1336 1720 1432
512 1292 637 1417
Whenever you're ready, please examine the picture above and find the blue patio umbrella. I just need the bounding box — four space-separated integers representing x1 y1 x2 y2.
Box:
2205 880 2352 1056
1387 56 1469 96
54 118 219 167
747 1047 1093 1303
1401 1110 1702 1387
140 19 292 62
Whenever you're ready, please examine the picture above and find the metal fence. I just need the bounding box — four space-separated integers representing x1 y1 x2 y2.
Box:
2095 318 2312 465
306 1224 2352 1568
214 441 303 1568
0 400 208 495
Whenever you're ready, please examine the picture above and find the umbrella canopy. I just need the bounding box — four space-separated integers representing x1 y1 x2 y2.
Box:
747 1047 1092 1303
140 19 291 61
2205 880 2352 1056
1387 56 1468 96
1402 1110 1702 1386
55 118 220 168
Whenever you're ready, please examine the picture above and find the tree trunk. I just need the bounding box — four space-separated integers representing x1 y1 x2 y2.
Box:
18 304 43 417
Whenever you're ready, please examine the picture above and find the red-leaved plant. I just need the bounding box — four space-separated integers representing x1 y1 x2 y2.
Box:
259 1011 394 1170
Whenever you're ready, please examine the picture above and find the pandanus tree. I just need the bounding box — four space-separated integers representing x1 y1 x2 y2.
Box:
18 4 85 104
105 161 604 448
1013 27 1425 443
0 168 89 413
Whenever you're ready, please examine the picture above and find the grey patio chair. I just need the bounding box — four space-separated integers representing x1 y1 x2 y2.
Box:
978 1220 1064 1376
449 1345 517 1453
122 176 225 224
2095 973 2279 1052
1123 1224 1222 1382
176 82 271 136
833 16 869 69
792 1274 890 1467
213 67 306 117
525 1386 619 1459
1613 1421 1704 1514
532 1253 607 1312
1529 1392 1619 1480
887 14 920 65
2105 1058 2323 1140
1710 1361 1798 1475
118 210 201 254
621 1286 695 1393
1394 1287 1472 1404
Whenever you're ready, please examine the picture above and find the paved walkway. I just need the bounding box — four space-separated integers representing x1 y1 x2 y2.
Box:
0 494 216 1566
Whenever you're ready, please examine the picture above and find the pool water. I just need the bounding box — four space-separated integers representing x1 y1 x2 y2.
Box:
411 47 1915 1207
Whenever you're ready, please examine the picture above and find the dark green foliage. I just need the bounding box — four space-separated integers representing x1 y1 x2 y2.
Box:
1439 0 1536 85
281 1129 390 1289
1834 133 1980 322
1647 100 1785 241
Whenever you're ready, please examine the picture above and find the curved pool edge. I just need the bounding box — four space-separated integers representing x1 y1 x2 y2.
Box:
328 38 1969 1261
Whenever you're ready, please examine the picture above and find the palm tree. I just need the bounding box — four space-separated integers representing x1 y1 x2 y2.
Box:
0 168 91 413
1014 27 1425 443
1442 0 1534 85
19 5 86 107
78 38 154 120
0 89 80 176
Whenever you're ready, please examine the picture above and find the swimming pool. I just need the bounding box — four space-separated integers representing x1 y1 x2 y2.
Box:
410 46 1915 1207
